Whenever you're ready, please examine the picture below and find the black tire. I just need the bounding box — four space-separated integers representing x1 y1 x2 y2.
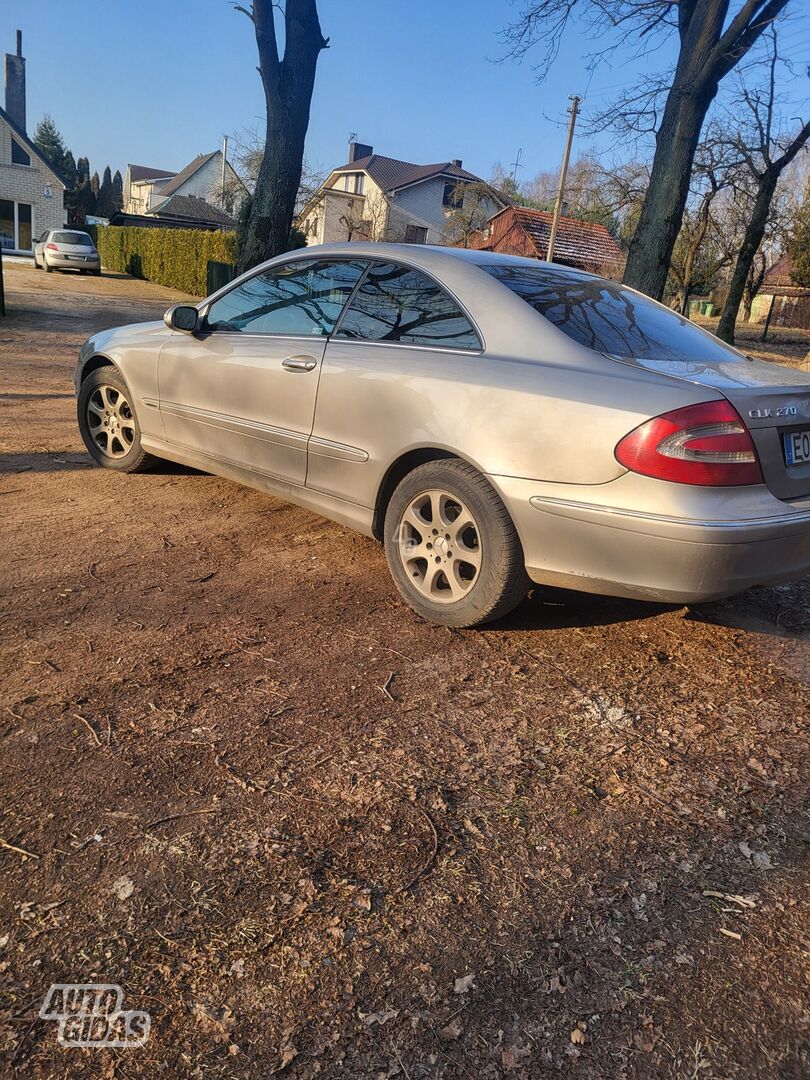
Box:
383 458 529 628
93 269 102 277
44 260 52 273
77 365 156 473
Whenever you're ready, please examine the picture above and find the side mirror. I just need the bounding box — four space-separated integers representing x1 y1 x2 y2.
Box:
164 304 200 334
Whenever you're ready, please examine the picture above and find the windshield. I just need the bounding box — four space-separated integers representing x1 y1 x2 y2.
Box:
52 231 93 246
484 263 742 363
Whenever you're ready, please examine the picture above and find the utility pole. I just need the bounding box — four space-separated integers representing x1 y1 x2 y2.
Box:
220 135 229 210
546 95 580 263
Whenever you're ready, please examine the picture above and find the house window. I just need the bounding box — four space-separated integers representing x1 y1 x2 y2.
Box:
17 203 32 250
442 181 462 208
404 224 428 244
353 173 364 195
0 200 13 249
11 137 31 166
0 199 33 251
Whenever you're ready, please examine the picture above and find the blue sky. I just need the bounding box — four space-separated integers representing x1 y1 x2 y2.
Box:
2 1 808 185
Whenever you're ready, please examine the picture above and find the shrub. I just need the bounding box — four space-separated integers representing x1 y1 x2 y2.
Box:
94 226 238 296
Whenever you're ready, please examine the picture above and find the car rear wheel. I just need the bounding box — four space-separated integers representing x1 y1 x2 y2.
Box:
384 459 528 627
77 366 156 473
44 260 52 273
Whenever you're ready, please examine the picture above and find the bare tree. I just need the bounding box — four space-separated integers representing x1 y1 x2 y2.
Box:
503 0 793 300
441 181 501 247
667 134 739 312
235 0 328 272
716 30 809 342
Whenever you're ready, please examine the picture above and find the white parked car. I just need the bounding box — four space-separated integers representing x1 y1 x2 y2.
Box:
34 229 100 275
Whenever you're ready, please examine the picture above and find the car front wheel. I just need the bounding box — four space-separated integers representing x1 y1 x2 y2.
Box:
77 366 156 472
384 459 528 627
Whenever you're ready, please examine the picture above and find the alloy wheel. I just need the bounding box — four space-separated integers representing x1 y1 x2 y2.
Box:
85 384 136 459
396 489 482 603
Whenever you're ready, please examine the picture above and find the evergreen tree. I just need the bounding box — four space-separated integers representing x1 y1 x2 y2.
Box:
98 165 112 217
90 171 100 200
62 150 77 191
76 156 90 186
111 170 124 214
33 114 68 175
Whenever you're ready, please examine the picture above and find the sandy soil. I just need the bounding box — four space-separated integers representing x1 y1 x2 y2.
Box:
1 263 808 1078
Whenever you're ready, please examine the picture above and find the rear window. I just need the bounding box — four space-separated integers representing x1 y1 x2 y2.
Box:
52 231 93 246
484 263 741 363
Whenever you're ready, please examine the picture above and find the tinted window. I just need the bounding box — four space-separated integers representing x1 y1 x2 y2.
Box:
206 260 367 335
337 262 480 349
485 264 742 362
53 231 93 246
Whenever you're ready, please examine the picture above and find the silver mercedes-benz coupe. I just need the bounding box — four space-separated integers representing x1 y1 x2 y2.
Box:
75 243 810 626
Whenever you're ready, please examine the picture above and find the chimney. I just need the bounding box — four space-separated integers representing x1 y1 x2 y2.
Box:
4 30 25 132
349 141 373 163
451 159 462 168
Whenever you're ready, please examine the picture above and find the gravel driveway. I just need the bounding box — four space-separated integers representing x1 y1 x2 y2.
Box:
1 263 808 1078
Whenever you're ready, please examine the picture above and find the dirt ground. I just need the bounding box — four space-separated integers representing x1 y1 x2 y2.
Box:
1 262 808 1079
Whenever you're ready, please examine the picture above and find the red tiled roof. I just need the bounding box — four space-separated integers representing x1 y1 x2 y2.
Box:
474 205 625 274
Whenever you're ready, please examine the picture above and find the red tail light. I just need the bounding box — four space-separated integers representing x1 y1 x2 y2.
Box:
46 242 58 250
615 400 763 486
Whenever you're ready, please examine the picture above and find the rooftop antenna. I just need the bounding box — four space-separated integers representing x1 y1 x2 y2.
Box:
508 148 523 184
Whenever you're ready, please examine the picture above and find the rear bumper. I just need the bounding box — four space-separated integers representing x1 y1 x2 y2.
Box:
45 253 100 269
494 473 810 603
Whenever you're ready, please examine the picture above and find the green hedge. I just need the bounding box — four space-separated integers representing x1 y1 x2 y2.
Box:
94 225 237 296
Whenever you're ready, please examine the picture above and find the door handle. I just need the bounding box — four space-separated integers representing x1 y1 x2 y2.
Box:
282 354 318 372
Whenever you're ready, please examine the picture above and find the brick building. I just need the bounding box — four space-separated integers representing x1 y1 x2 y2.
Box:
471 204 625 278
0 31 66 254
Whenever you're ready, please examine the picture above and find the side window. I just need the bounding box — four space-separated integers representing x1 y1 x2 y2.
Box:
205 259 368 336
336 262 480 349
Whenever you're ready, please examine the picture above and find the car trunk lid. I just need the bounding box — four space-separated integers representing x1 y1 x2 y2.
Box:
607 355 810 500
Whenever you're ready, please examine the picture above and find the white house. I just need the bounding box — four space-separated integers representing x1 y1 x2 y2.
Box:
124 150 245 218
0 32 65 254
298 142 509 246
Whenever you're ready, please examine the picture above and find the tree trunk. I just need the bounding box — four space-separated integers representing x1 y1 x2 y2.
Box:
716 170 778 343
623 85 717 300
238 0 327 273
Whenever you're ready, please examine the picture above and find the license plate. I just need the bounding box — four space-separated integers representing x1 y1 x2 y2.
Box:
68 255 85 261
783 429 810 466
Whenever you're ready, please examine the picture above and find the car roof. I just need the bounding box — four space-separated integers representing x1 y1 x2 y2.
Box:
301 241 602 281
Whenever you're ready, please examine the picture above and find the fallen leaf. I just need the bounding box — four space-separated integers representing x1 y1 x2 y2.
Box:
441 1019 463 1040
570 1027 586 1045
454 973 476 994
112 876 135 900
359 1008 398 1027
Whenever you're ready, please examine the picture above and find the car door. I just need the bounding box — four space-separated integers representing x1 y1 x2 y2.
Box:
34 230 48 263
157 258 368 486
308 260 483 508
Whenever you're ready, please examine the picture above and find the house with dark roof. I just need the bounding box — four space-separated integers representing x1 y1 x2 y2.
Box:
0 31 66 254
124 149 245 218
298 141 509 246
471 204 626 278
